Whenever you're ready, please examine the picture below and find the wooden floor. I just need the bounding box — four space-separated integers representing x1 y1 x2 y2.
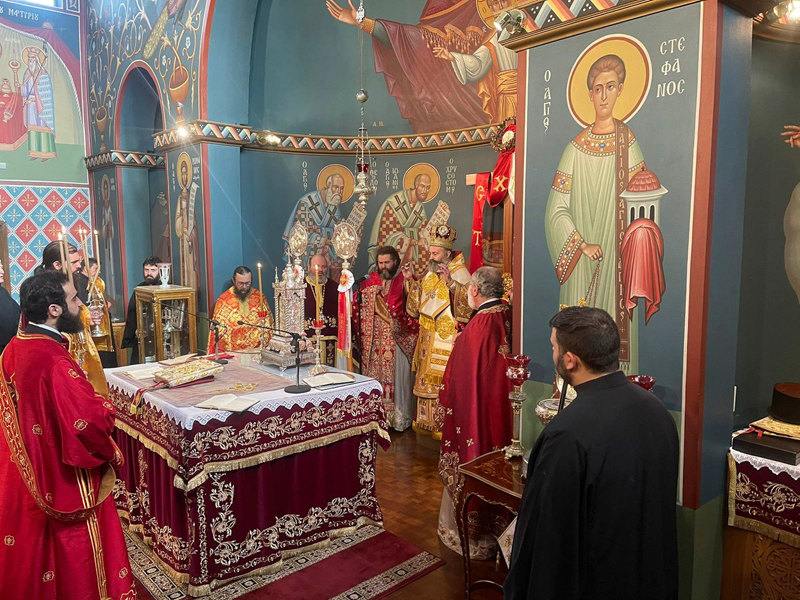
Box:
378 428 506 600
133 429 505 599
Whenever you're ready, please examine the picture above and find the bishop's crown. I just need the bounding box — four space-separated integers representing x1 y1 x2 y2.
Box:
430 224 457 250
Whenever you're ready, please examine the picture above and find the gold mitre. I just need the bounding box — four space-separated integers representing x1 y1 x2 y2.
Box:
431 224 457 250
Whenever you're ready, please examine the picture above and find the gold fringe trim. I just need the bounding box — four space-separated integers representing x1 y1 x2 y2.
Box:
727 453 800 549
124 516 383 598
115 418 390 493
114 418 180 472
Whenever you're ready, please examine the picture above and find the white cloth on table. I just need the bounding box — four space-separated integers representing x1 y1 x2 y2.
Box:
105 363 382 429
730 447 800 480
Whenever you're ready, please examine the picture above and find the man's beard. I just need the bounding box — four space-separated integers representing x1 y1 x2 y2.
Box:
555 352 573 386
325 192 342 206
233 287 252 301
56 309 84 334
143 275 161 285
379 264 398 280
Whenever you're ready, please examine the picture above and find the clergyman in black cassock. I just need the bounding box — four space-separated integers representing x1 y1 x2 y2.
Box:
504 308 679 600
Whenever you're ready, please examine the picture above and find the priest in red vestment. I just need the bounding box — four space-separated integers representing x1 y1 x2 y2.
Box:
0 271 136 600
304 254 340 367
359 245 419 430
208 266 273 353
437 266 513 559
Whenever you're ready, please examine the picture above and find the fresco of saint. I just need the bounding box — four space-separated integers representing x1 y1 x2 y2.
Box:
546 47 653 373
21 46 56 160
326 0 520 132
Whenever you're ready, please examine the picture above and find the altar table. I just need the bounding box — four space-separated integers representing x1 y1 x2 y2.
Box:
105 358 389 596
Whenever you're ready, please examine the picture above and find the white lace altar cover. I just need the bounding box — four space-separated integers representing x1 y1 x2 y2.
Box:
730 447 800 481
105 360 382 429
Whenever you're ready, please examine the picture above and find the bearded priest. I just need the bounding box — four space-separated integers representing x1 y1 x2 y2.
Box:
359 245 419 431
208 266 274 353
437 266 513 558
403 223 472 437
0 271 135 600
304 254 340 367
35 241 107 396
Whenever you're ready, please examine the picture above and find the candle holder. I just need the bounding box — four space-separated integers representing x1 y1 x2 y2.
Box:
504 354 531 460
158 263 171 288
88 283 107 338
309 319 328 376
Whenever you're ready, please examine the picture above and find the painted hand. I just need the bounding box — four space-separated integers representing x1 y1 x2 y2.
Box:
782 125 800 149
433 46 454 62
580 242 603 261
326 0 358 26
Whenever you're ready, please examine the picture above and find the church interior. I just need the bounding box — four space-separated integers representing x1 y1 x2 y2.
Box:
0 0 800 598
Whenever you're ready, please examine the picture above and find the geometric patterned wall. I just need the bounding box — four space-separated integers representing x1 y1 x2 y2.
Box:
0 185 92 299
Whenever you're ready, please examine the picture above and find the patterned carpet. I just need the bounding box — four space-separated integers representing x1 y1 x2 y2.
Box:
126 524 444 600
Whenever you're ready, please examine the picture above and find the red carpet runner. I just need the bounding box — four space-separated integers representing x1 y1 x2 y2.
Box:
128 524 444 600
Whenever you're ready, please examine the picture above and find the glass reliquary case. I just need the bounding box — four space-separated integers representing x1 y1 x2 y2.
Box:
134 285 198 363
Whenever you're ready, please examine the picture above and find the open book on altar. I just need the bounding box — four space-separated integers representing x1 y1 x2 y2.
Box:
303 372 356 388
195 394 260 413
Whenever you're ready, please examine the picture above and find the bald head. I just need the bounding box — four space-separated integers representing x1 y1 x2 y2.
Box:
310 254 329 278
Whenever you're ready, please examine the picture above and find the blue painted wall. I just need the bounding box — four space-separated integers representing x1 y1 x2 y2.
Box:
120 168 153 297
734 39 800 427
701 6 752 506
118 69 160 151
207 144 244 297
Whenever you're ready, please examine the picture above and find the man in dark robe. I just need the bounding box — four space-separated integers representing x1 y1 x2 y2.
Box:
0 259 19 354
121 255 161 364
304 253 340 367
438 266 512 558
505 307 679 600
0 271 135 599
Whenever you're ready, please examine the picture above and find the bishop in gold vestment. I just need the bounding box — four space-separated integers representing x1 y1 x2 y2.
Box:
404 224 471 436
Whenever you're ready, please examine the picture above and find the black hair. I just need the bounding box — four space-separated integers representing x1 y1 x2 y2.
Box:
233 266 252 277
549 307 620 374
41 240 79 271
20 271 70 324
143 256 162 268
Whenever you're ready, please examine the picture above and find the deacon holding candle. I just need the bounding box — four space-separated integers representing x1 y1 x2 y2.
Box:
304 253 339 367
208 265 274 353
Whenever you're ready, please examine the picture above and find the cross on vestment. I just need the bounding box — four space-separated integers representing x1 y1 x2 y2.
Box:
465 173 513 274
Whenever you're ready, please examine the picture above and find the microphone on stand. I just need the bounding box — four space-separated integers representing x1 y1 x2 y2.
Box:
236 321 311 394
151 298 228 365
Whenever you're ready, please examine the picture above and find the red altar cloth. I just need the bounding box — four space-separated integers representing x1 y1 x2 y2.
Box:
106 361 389 596
728 448 800 548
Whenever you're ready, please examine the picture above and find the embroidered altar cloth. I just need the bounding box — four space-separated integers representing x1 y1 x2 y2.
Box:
106 359 389 596
728 448 800 549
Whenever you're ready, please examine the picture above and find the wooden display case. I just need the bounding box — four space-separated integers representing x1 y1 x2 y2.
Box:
134 285 197 363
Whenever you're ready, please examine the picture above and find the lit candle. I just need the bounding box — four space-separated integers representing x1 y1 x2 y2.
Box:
57 233 66 272
315 265 321 323
257 262 263 295
80 229 90 284
93 229 101 275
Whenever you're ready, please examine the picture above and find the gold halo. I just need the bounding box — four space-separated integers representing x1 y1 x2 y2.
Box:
403 163 440 203
567 35 652 128
475 0 521 30
317 164 355 204
176 152 193 187
99 175 110 200
22 46 47 67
